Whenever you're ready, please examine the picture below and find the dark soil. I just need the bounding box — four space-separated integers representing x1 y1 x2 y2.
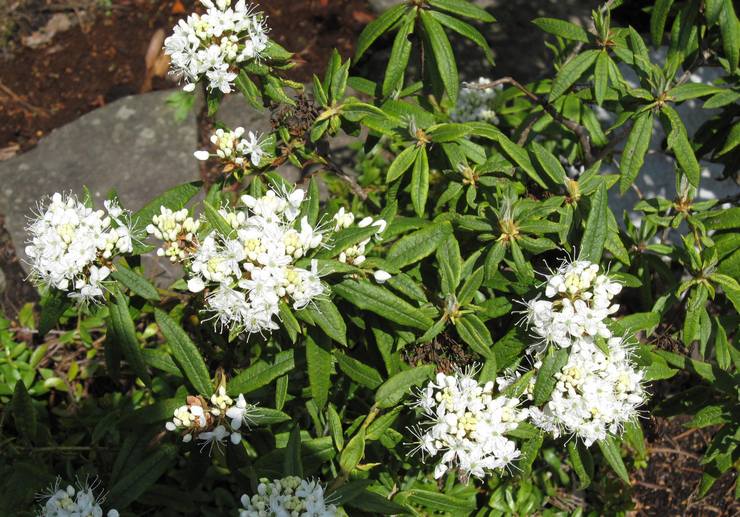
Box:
0 0 372 153
634 415 739 516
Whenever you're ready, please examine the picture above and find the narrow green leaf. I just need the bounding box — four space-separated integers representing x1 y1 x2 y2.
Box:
580 182 609 263
228 350 295 395
410 147 430 217
455 314 493 358
650 0 674 45
386 145 419 182
203 200 234 237
387 220 452 268
619 111 653 193
355 4 408 62
719 0 739 72
111 265 159 302
109 444 177 509
328 405 344 451
339 429 366 473
154 309 212 396
457 267 484 306
662 105 700 187
383 14 415 96
284 426 304 477
38 289 69 336
404 489 476 512
597 436 630 483
333 280 435 330
533 17 589 42
306 336 333 410
420 10 459 102
108 290 151 385
430 11 494 64
549 50 599 101
334 352 384 389
375 365 435 408
568 440 594 488
532 348 569 405
594 51 609 106
530 141 567 184
436 234 462 294
429 0 495 22
305 298 347 346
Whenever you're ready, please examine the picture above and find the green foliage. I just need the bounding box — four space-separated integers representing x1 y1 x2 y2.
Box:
3 0 739 515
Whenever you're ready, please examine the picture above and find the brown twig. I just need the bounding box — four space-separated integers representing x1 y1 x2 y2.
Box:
648 446 701 460
0 81 48 117
473 77 595 164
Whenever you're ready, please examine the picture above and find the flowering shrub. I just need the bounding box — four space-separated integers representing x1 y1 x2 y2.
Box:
2 0 739 515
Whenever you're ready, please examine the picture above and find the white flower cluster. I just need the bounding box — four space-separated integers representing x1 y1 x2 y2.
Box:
239 476 337 517
25 193 133 303
193 127 267 167
528 338 645 446
333 208 386 266
146 207 200 262
412 369 528 480
166 387 255 448
523 259 622 351
520 258 645 446
450 77 501 123
185 188 324 335
164 0 269 93
37 478 118 517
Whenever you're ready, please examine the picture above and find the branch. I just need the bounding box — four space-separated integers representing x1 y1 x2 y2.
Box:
473 77 594 164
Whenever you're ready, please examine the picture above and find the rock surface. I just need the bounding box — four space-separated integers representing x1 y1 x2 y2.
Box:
0 90 200 267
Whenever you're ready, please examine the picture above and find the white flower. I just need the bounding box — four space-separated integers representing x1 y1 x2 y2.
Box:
528 337 645 446
239 476 337 517
166 388 256 448
373 270 391 283
182 188 327 336
37 478 118 517
410 367 528 480
521 258 622 351
450 77 501 123
25 193 134 302
164 1 270 93
147 206 200 262
333 207 355 230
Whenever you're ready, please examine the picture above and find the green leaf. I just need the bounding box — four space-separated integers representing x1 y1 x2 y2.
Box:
375 365 435 408
495 134 548 188
333 280 435 330
532 348 569 405
530 141 567 184
108 290 151 385
437 234 462 294
410 147 430 217
334 352 384 389
203 200 234 237
650 0 674 45
685 405 728 428
355 5 408 61
430 11 494 64
250 407 291 425
719 0 739 72
420 10 459 102
549 50 599 101
131 182 201 243
455 314 493 358
306 336 333 410
597 436 630 483
305 298 347 346
519 430 544 476
580 182 609 263
533 17 589 42
38 289 69 336
284 426 304 477
594 51 609 106
12 380 36 442
429 0 495 22
228 350 295 395
387 220 452 268
667 83 725 102
278 301 301 343
111 265 159 302
383 13 415 96
339 429 366 473
235 70 263 110
714 319 730 370
327 405 344 451
662 105 700 187
109 444 177 509
568 440 594 488
404 489 476 513
316 225 379 260
386 145 419 182
154 309 212 396
457 267 484 306
619 110 654 193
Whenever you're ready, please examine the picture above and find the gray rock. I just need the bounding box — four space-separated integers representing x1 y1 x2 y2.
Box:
0 89 200 269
